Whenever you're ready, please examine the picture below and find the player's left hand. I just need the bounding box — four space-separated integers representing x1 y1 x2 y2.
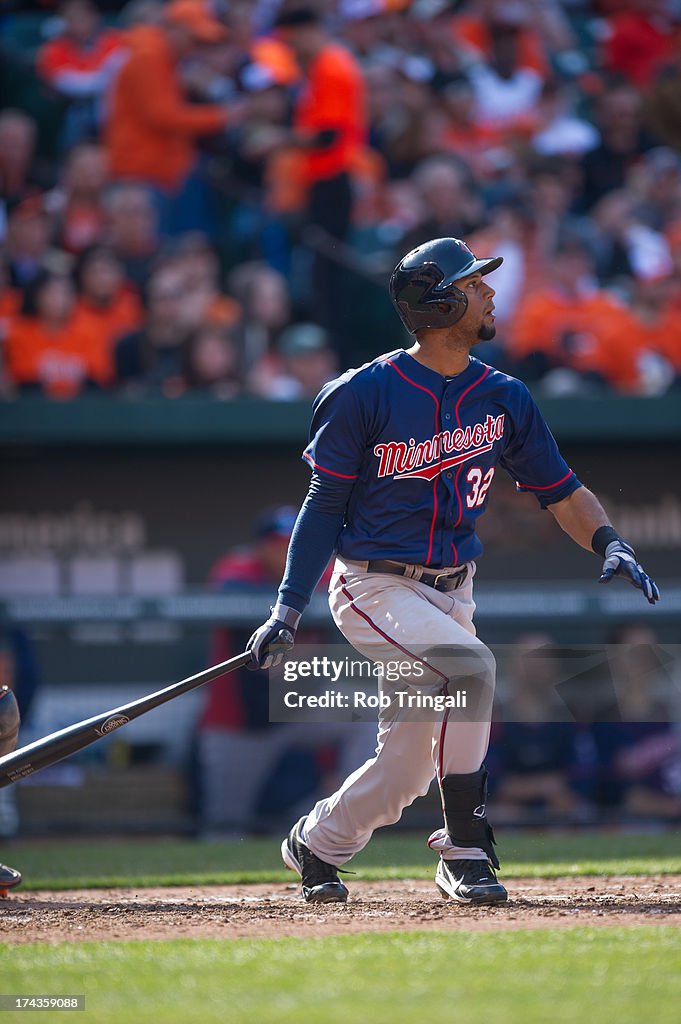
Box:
599 540 660 605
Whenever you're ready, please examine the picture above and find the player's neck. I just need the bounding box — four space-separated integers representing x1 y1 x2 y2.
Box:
405 339 472 377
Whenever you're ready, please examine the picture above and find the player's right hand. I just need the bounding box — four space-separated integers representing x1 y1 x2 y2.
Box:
246 604 301 670
599 540 660 605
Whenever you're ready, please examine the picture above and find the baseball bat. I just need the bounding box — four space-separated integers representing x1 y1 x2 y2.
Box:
0 650 252 789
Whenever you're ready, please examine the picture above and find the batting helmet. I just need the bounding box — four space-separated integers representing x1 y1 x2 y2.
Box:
389 237 503 334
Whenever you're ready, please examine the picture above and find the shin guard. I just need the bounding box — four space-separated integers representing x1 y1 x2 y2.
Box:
440 766 499 869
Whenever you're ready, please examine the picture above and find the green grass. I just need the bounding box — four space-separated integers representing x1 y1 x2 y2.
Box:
2 929 680 1024
4 830 681 890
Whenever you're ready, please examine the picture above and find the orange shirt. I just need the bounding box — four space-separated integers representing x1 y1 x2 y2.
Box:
0 288 21 341
74 288 143 377
657 315 681 371
603 305 681 374
5 315 111 399
510 289 639 389
294 44 367 183
105 27 226 191
440 121 507 178
451 14 549 77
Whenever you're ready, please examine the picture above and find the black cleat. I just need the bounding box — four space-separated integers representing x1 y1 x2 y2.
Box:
435 858 507 905
281 817 349 904
0 862 22 898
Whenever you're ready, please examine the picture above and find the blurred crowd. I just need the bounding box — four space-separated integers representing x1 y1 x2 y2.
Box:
487 626 681 825
2 0 681 400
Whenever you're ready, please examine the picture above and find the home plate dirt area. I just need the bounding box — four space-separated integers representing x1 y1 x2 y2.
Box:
2 876 680 943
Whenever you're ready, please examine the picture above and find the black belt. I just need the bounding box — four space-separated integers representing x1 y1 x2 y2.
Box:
366 560 468 593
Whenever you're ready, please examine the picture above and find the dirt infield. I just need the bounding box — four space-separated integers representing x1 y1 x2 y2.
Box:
2 875 680 943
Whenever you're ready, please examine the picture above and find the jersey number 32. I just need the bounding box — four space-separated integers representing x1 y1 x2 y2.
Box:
465 467 495 508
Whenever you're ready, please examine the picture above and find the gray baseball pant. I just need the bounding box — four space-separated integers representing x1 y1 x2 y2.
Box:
303 557 495 865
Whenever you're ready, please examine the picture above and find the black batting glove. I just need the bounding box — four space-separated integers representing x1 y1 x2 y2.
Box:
599 539 660 605
247 603 300 670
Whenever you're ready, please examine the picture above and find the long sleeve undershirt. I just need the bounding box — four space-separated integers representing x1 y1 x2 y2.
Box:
277 471 355 613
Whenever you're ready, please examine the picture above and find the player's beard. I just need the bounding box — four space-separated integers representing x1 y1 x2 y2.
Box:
476 320 496 342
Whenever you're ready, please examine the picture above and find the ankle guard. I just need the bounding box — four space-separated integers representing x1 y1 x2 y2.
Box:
440 767 499 869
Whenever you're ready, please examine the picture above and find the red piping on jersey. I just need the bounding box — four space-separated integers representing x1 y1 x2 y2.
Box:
453 367 490 531
303 452 358 479
427 479 438 564
383 358 440 408
384 358 440 565
339 574 449 685
516 469 574 490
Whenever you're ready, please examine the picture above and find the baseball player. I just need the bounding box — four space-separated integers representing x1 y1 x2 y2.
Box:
247 237 660 906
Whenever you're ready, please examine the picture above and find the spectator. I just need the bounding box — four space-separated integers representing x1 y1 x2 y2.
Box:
113 261 193 395
451 0 562 80
36 0 125 149
103 182 159 288
0 110 53 208
273 6 367 345
183 322 243 398
600 275 680 395
368 63 441 179
645 46 681 153
466 17 544 134
251 322 337 400
530 79 600 159
170 232 240 330
5 268 110 398
523 160 594 280
196 505 375 836
509 237 638 393
105 0 244 235
578 82 656 211
49 142 110 255
601 0 681 90
628 147 681 236
591 188 672 288
73 243 143 374
400 156 483 255
227 261 291 372
436 77 509 182
5 193 55 289
488 633 587 824
592 623 681 819
338 0 393 67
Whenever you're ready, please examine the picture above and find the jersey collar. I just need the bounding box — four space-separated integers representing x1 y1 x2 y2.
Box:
395 350 484 390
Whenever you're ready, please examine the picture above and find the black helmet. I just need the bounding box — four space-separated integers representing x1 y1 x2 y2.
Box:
389 237 503 334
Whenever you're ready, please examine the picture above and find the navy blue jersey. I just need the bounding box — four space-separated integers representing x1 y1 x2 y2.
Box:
303 350 580 569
